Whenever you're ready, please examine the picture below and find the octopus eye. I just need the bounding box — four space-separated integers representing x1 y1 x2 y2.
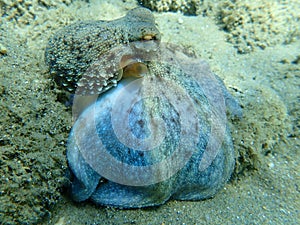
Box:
142 34 155 40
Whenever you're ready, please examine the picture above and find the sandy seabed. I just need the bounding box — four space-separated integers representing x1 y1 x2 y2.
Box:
0 0 299 224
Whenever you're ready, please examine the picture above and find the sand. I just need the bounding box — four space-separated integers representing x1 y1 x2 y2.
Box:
0 0 299 224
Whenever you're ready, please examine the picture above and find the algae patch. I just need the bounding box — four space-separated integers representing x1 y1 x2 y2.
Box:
229 82 291 176
0 1 75 224
217 0 300 53
139 0 300 53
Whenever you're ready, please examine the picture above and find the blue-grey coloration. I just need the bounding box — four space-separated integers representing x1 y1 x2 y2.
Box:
67 57 242 208
47 6 243 208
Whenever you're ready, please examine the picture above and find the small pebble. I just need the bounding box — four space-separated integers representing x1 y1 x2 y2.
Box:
0 44 8 55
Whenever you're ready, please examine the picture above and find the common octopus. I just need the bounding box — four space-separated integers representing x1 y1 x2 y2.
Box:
45 7 242 208
45 7 160 93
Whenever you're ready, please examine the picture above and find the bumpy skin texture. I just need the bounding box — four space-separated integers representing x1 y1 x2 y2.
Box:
50 7 242 208
67 59 242 208
45 7 161 92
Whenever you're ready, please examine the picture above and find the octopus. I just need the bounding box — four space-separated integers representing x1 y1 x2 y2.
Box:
45 7 160 94
45 7 243 208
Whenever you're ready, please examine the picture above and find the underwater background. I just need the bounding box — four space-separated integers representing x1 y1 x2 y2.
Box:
0 0 299 224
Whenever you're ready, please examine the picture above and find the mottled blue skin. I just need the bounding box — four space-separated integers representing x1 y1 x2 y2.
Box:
67 61 242 208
